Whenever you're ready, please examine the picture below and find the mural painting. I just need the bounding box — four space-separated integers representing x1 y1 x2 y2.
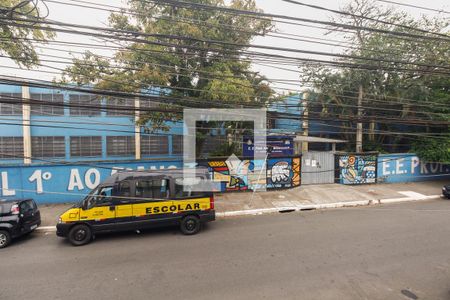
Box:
266 157 301 189
338 155 377 185
207 156 251 192
205 155 302 192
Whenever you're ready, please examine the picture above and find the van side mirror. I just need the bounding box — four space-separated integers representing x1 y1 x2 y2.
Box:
81 199 89 210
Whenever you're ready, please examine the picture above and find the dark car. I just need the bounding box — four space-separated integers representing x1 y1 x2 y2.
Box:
0 199 41 248
443 185 450 199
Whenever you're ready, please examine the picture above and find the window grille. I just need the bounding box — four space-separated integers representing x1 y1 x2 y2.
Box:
69 94 101 116
0 137 24 159
70 136 102 157
0 93 22 115
31 136 65 158
106 136 135 156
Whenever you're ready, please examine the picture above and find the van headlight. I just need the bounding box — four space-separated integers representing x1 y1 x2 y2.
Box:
58 217 63 224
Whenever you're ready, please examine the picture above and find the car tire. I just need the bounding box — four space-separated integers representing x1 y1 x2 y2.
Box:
180 215 201 235
0 230 11 249
68 224 92 246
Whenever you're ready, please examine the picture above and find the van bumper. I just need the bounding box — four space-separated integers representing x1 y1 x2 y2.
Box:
56 223 71 237
199 210 215 223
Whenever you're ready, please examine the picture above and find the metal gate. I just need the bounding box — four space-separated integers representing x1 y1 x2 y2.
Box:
301 151 335 185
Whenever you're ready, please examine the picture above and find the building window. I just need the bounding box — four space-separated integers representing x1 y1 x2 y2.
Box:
31 136 65 158
70 136 102 157
0 93 22 115
30 93 64 115
69 94 101 116
106 97 134 116
172 135 183 155
106 136 135 156
140 99 159 109
0 137 23 159
141 135 168 155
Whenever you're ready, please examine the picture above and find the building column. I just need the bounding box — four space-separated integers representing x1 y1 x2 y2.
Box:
22 86 32 164
134 97 141 160
301 92 309 153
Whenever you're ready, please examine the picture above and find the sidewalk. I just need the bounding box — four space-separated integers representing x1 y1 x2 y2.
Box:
38 180 448 227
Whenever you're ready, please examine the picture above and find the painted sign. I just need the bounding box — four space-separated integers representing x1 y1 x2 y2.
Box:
243 136 294 157
0 160 182 203
377 154 450 183
338 154 377 185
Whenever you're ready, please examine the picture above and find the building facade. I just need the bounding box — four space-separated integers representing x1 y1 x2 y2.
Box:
0 84 183 165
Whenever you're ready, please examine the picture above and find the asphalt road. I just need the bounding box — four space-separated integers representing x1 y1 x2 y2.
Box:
1 200 450 300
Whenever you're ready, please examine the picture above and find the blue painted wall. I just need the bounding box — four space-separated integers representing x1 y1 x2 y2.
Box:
377 154 450 183
0 159 183 203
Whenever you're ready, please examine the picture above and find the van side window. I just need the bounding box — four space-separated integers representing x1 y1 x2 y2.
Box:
118 181 131 197
174 178 206 198
135 179 169 200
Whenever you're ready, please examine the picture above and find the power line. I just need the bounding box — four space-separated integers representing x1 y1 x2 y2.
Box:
141 0 450 42
282 0 450 39
376 0 450 14
3 17 449 73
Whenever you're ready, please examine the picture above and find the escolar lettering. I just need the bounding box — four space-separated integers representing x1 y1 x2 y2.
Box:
145 203 201 215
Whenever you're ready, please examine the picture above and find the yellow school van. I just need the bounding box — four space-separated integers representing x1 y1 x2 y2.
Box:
56 169 215 246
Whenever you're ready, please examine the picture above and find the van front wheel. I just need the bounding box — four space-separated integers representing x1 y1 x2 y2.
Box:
180 215 201 235
68 224 92 246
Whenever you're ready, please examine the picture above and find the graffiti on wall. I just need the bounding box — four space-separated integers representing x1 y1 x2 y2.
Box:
339 155 377 185
204 155 302 192
206 154 266 192
266 157 301 189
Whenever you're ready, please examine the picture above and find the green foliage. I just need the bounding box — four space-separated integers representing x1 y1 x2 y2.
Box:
302 0 450 162
62 0 274 131
412 137 450 163
0 0 54 67
208 141 239 158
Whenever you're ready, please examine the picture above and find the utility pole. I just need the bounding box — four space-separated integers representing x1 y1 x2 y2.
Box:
356 85 363 153
301 92 309 153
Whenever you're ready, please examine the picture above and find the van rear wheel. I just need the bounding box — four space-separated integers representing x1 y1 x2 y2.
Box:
0 230 11 249
68 224 92 246
180 215 201 235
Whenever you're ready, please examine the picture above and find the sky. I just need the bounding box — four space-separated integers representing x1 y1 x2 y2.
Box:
1 0 448 94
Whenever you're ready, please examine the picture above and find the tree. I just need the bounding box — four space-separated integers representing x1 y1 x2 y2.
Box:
0 0 54 67
62 0 274 131
301 0 449 161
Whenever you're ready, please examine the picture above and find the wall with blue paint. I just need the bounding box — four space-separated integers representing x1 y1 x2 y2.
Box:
0 159 183 203
377 154 450 183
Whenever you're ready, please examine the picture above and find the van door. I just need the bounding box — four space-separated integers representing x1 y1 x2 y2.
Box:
114 181 134 227
79 186 116 231
132 178 174 227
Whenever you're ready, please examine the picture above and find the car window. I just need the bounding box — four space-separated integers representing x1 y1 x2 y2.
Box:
96 186 113 205
19 200 34 213
135 179 169 200
117 181 131 198
174 177 207 198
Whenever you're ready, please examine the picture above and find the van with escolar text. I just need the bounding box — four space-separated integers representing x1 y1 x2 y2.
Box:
56 168 215 246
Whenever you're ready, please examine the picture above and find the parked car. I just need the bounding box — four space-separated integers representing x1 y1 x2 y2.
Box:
0 199 41 248
443 185 450 199
57 168 215 246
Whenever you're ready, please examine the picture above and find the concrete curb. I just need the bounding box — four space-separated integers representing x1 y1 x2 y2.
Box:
36 194 443 232
216 194 443 218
